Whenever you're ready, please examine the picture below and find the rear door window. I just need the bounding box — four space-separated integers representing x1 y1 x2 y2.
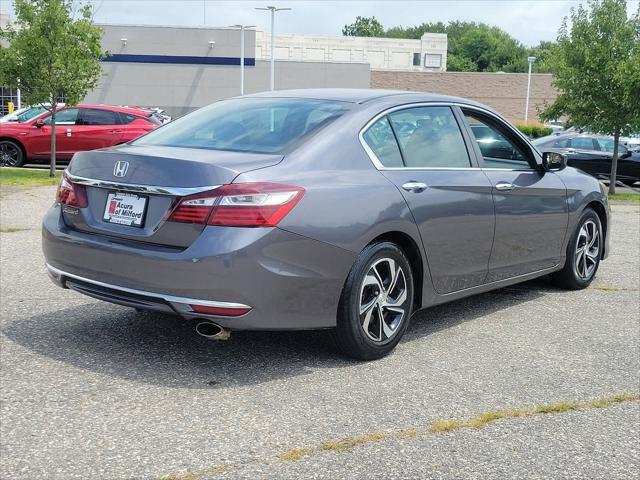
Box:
388 106 471 168
594 137 627 155
77 108 120 126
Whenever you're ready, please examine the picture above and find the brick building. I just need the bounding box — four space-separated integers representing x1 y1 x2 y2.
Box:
372 71 557 123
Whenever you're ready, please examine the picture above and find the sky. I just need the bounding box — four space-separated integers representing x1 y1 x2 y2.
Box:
4 0 640 46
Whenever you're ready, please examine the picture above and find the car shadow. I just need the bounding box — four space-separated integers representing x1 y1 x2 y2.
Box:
2 278 554 390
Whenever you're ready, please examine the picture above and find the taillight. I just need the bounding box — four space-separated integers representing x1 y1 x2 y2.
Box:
167 182 304 227
56 173 88 208
190 304 251 316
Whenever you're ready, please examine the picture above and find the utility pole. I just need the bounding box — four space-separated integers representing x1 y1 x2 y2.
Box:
230 25 256 95
525 56 536 125
255 6 291 91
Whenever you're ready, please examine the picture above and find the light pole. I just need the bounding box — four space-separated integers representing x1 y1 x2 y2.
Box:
524 56 536 125
255 5 291 91
230 24 256 95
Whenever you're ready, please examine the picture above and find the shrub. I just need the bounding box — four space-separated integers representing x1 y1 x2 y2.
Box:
515 124 554 138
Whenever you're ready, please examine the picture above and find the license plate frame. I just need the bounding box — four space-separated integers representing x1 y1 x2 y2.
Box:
103 191 148 228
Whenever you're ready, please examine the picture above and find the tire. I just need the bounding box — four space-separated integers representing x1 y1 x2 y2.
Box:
550 208 602 290
0 140 26 167
334 242 414 360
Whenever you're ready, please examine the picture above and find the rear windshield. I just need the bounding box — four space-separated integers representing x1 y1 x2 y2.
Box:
133 98 351 153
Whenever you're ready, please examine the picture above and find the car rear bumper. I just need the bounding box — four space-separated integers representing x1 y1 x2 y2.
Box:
42 204 355 330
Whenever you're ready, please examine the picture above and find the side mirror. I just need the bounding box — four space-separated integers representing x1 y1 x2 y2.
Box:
34 120 44 128
620 149 631 159
542 151 568 171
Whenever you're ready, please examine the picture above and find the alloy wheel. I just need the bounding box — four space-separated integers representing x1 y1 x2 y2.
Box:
359 257 408 343
575 219 599 280
0 143 21 167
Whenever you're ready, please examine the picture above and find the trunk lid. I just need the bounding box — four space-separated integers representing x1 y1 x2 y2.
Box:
63 145 283 248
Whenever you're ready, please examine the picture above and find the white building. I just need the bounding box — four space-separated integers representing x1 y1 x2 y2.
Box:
0 10 11 29
255 31 448 72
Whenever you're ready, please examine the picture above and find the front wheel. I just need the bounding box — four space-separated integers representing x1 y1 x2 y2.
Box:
0 140 25 167
551 208 602 290
334 242 414 360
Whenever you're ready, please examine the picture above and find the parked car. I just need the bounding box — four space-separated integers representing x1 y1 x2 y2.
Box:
0 103 66 123
544 120 565 134
0 105 160 167
621 134 640 152
42 89 610 360
532 133 640 186
0 107 29 123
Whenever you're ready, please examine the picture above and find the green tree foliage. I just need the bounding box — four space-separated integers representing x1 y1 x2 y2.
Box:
541 0 640 194
342 16 385 37
0 0 106 176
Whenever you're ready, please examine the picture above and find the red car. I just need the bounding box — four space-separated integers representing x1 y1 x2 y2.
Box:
0 105 161 167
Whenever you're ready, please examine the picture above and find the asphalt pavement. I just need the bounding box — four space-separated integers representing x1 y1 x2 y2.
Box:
1 186 638 479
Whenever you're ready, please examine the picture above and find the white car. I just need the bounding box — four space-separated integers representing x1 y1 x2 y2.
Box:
0 107 29 123
621 134 640 152
0 103 65 123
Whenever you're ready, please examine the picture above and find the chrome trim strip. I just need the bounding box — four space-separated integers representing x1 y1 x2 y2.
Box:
66 173 221 196
46 263 251 310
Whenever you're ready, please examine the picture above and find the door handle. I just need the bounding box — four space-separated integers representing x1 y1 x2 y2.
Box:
495 182 515 191
402 182 428 192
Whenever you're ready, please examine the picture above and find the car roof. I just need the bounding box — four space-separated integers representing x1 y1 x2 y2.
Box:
242 88 489 108
74 104 149 115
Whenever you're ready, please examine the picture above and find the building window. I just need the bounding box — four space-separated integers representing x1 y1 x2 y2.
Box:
412 53 421 66
425 54 442 68
0 86 19 116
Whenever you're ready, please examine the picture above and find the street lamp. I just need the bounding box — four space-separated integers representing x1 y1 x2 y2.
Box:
525 56 536 125
255 5 291 91
229 24 256 95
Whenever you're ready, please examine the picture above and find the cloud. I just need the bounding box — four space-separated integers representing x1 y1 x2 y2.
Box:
7 0 640 46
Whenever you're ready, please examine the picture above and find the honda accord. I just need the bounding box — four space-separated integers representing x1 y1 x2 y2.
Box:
42 89 610 360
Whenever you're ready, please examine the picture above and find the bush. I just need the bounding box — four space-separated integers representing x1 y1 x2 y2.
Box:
515 124 554 138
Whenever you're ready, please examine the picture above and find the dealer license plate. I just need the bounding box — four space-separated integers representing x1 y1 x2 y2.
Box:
103 192 147 227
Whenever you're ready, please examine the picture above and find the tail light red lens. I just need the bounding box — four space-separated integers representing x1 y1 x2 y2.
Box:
167 183 304 227
55 173 88 208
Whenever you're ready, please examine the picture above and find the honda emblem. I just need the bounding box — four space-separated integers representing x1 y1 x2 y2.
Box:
113 161 129 178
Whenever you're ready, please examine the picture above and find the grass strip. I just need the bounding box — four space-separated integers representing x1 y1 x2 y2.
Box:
159 392 639 479
275 392 639 462
0 167 61 187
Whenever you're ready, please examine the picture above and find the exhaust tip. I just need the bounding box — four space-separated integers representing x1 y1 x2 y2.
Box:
195 321 231 341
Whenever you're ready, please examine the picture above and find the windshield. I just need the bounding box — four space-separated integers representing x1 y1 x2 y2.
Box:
17 106 49 122
133 98 352 154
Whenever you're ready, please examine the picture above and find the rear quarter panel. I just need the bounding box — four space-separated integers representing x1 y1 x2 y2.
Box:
233 106 434 308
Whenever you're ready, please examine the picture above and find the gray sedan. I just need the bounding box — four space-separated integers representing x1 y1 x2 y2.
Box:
42 89 610 360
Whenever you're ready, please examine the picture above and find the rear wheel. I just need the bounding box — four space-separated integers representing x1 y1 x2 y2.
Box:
0 140 25 167
551 208 602 290
335 242 414 360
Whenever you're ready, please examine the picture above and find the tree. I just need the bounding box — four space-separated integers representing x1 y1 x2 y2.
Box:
343 16 546 72
342 16 384 37
0 0 105 176
541 0 640 194
527 41 557 73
